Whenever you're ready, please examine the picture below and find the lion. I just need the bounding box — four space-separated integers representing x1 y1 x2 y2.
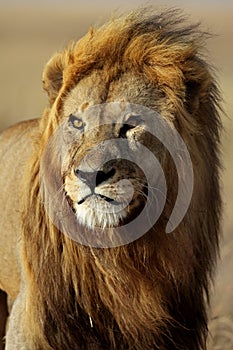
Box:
0 9 222 350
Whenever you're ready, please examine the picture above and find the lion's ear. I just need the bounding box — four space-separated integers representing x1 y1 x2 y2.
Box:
42 53 65 106
184 79 202 114
183 57 215 115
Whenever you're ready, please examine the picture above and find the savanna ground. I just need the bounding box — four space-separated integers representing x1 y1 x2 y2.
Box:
0 4 232 348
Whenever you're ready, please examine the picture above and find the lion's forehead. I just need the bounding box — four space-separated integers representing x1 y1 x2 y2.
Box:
62 70 158 120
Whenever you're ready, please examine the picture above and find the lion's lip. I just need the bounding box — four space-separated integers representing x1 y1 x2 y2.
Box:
77 193 122 206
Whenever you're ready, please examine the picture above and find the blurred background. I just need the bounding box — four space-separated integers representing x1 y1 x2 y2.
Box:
0 0 232 346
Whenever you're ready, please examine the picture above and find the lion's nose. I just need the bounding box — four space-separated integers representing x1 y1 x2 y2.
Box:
75 168 115 190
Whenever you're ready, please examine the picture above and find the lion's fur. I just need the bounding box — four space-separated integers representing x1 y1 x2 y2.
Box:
0 9 222 350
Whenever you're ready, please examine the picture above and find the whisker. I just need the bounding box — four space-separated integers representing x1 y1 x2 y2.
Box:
57 184 66 195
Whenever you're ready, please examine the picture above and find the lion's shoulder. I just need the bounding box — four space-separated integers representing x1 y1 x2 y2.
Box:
0 118 39 297
0 119 39 145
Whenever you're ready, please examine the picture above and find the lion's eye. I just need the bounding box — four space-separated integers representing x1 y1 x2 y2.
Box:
119 115 142 138
68 114 84 130
119 124 134 138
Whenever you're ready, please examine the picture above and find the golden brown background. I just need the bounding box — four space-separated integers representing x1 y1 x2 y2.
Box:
0 0 232 345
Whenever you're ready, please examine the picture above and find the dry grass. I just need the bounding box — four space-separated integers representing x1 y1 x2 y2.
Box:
0 5 232 349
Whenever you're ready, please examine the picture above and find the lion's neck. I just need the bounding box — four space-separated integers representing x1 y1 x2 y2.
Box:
23 216 208 350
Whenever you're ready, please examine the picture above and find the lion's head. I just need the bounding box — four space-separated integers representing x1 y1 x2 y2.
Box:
41 99 184 249
21 9 222 350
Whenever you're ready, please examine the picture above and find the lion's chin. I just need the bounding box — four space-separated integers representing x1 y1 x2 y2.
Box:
74 198 128 229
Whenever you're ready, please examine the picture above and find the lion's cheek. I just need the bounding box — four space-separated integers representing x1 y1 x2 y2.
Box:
64 174 79 203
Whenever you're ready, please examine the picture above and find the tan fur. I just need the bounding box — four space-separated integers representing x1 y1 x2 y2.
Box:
0 9 222 350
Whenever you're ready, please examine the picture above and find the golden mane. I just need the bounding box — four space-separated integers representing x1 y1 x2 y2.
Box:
18 9 222 350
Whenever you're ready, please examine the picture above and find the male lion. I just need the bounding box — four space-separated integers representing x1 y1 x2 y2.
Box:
0 9 222 350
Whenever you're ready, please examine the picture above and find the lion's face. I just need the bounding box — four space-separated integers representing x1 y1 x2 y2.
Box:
62 100 155 230
47 69 166 232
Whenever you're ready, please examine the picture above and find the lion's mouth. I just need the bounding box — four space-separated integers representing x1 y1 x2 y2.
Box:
77 193 123 206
